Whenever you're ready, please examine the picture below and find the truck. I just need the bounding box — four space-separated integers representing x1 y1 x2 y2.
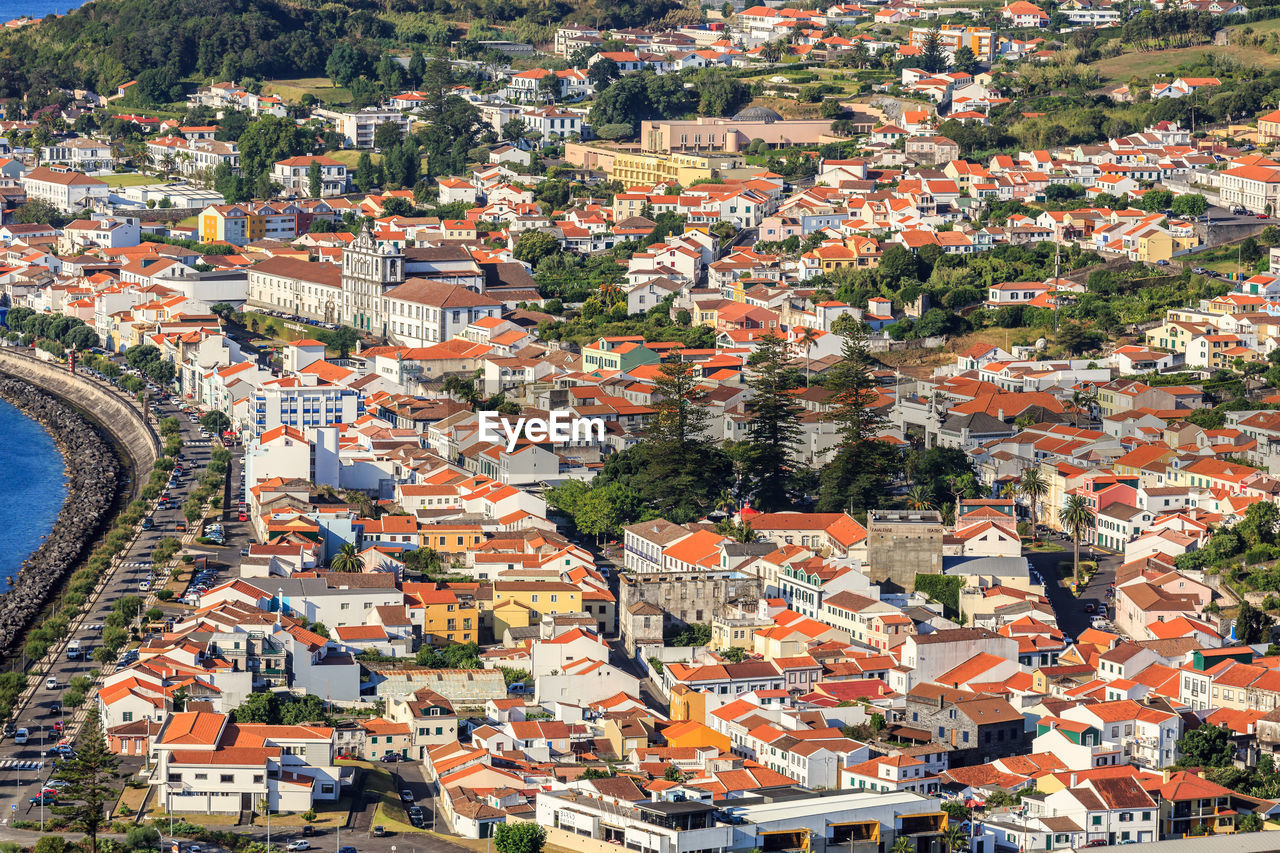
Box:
66 640 82 660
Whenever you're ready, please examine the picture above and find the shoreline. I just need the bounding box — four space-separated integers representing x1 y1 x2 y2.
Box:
0 376 121 651
0 396 69 582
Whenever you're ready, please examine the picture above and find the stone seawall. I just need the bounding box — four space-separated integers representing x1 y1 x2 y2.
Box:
0 350 158 476
0 350 159 651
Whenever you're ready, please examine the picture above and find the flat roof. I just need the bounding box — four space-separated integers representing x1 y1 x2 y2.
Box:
727 790 935 822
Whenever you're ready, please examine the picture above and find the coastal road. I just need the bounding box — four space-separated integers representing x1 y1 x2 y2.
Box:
0 383 244 821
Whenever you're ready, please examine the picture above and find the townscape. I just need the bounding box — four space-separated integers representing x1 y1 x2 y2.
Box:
7 0 1280 852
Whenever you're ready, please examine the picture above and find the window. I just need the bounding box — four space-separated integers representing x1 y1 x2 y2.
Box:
220 774 234 784
122 712 134 723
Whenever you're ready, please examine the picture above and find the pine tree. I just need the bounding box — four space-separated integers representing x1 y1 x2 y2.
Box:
744 332 804 510
817 325 896 514
408 49 427 89
921 25 946 75
50 709 118 853
647 357 710 448
307 159 321 198
354 151 376 193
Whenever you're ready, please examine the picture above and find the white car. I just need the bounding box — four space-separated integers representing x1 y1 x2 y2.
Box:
286 842 311 851
45 677 58 690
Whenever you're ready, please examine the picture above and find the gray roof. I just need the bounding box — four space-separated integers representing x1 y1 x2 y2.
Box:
941 555 1030 579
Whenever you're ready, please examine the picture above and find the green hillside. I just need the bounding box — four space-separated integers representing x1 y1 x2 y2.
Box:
0 0 679 101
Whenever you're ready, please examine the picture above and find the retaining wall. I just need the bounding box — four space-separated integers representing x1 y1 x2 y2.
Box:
0 348 159 476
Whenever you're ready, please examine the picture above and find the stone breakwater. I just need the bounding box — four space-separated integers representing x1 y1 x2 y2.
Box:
0 376 120 650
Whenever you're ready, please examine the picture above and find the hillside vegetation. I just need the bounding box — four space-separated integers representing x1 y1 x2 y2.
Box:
0 0 679 100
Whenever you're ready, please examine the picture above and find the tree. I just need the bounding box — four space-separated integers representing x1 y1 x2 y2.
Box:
354 151 377 193
13 199 66 226
1019 468 1048 540
920 25 946 74
1239 501 1280 549
307 159 322 199
891 838 915 853
1060 494 1092 588
942 825 969 853
514 230 561 266
125 826 161 851
200 411 231 434
50 709 118 853
817 326 897 514
1171 193 1208 218
325 43 364 88
317 325 359 358
493 822 546 853
502 118 528 144
1176 724 1235 768
374 120 404 151
145 359 176 385
329 543 362 573
588 57 619 91
744 333 805 510
951 45 978 74
721 646 748 663
1237 599 1274 646
232 691 281 724
906 485 932 510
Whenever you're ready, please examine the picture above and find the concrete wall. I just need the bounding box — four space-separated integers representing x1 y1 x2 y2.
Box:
0 348 159 476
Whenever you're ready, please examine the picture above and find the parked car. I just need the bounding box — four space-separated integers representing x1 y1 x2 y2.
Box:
400 790 414 803
380 753 401 762
285 841 311 851
371 827 386 838
301 826 315 837
29 794 55 805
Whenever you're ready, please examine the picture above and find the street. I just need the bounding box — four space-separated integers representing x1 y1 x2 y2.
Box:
0 365 251 825
1026 536 1120 639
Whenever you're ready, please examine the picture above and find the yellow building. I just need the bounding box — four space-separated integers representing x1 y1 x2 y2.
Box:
1133 230 1175 264
1259 109 1280 144
491 581 582 621
419 524 484 555
198 203 262 245
663 720 731 753
669 683 706 724
406 584 479 646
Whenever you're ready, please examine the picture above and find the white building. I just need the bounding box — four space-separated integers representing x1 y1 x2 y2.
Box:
22 166 109 212
382 279 502 347
271 155 348 198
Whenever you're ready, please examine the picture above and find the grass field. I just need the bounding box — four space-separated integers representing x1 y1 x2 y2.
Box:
263 77 352 105
1091 44 1280 80
102 173 161 187
324 149 383 168
1231 17 1280 33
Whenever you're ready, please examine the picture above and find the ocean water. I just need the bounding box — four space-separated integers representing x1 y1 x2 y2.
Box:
0 398 68 580
8 0 89 19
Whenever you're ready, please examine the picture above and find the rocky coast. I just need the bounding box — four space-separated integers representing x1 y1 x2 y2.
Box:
0 376 120 650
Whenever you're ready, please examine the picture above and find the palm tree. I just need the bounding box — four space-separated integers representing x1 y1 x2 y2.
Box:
1019 467 1048 541
344 490 377 519
796 327 820 386
1060 494 1092 589
906 485 933 511
942 825 969 853
714 489 737 517
329 543 362 573
891 837 915 853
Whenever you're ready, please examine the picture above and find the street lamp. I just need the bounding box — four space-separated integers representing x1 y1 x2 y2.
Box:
39 752 45 831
